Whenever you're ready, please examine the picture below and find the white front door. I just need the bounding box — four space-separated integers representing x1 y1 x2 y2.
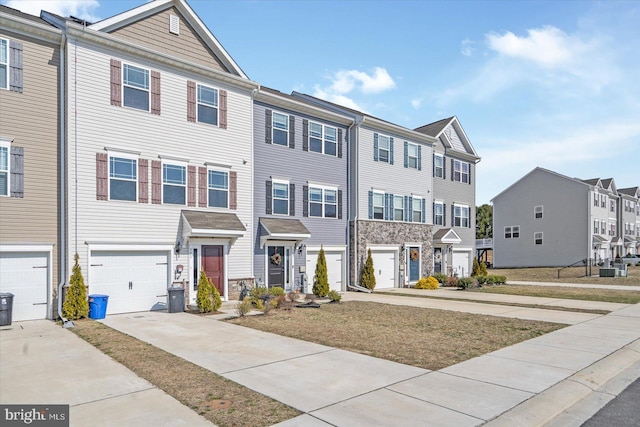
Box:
90 251 169 314
307 250 344 292
0 252 49 321
370 249 396 289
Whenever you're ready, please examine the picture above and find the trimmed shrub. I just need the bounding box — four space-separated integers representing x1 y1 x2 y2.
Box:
415 276 440 290
446 276 459 287
196 271 222 313
479 261 488 276
476 276 487 285
458 277 475 289
360 249 376 290
471 258 481 277
236 299 253 317
327 290 341 302
432 273 447 284
63 253 89 320
268 287 285 297
313 247 330 297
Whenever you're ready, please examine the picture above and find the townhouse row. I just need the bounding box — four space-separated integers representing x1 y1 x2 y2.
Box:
0 0 480 322
492 167 640 268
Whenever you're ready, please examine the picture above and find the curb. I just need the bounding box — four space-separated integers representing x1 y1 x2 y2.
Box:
483 340 640 426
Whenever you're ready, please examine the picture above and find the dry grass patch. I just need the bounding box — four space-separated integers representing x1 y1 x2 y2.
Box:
471 285 640 304
228 301 564 370
491 266 640 286
71 319 300 427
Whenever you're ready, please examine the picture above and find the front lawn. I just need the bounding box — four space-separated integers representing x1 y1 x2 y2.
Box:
470 284 640 304
490 266 640 286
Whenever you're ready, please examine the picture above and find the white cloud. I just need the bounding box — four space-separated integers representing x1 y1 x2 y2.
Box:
312 87 363 112
460 39 476 57
4 0 101 22
410 98 423 109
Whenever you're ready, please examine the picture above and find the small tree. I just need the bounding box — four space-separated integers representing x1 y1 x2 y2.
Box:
63 253 89 320
360 249 376 290
471 258 481 277
313 247 330 297
479 261 488 276
196 270 222 313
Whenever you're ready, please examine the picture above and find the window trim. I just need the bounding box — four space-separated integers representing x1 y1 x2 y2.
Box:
309 121 338 156
393 195 404 221
453 159 470 184
434 154 444 178
372 190 385 220
197 83 219 126
207 168 229 209
534 205 543 219
534 232 543 245
272 179 290 216
411 196 422 223
108 152 138 202
162 161 187 205
406 142 419 169
272 111 289 147
453 203 470 228
0 138 10 196
434 201 444 226
308 184 338 218
0 38 8 90
122 63 150 112
377 134 391 163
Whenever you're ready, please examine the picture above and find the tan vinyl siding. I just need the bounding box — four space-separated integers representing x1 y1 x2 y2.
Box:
108 7 231 74
67 40 253 280
0 30 60 286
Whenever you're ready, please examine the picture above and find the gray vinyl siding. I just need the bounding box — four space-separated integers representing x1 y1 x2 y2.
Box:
0 29 60 316
493 169 589 267
107 6 231 74
66 38 254 281
252 101 348 284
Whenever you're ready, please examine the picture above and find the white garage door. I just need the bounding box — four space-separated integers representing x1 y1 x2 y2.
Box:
370 250 396 289
307 250 344 292
0 252 48 321
452 251 470 277
90 251 169 315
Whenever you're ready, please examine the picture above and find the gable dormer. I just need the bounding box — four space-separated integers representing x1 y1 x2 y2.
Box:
414 116 479 163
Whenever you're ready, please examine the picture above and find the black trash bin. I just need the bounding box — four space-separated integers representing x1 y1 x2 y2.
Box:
0 293 15 326
167 287 185 313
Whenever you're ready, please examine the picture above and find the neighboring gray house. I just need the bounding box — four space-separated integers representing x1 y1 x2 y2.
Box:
253 88 353 292
292 93 436 289
492 167 636 268
618 186 640 256
415 117 480 277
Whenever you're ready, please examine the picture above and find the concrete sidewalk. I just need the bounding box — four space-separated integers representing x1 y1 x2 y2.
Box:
508 280 640 292
100 300 640 427
0 320 211 427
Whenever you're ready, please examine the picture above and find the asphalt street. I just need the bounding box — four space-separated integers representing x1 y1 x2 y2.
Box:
581 377 640 427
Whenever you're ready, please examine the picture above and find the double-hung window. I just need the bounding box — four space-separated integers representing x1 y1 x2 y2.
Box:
0 38 7 90
434 154 444 178
309 122 337 156
406 143 418 169
453 160 470 183
594 220 599 234
610 200 615 213
412 197 422 222
109 156 137 201
123 64 150 111
593 193 598 207
393 195 404 221
309 186 337 218
534 232 543 245
505 226 512 239
372 191 384 220
0 141 8 196
534 205 543 219
512 225 520 238
162 163 186 205
434 202 444 225
377 134 390 163
272 112 289 146
272 181 289 215
454 204 470 227
197 84 218 125
208 170 229 208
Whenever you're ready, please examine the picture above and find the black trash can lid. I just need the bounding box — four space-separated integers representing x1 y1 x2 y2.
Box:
0 293 14 297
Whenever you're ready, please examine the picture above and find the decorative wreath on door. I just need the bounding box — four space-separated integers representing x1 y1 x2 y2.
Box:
270 253 282 266
410 249 420 262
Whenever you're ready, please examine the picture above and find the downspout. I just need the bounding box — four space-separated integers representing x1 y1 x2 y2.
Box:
250 85 259 286
347 116 366 291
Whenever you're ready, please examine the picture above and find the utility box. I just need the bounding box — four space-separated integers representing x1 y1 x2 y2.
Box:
0 293 14 326
168 287 185 313
599 268 616 278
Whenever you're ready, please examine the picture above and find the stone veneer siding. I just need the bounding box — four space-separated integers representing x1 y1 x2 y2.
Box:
350 220 434 286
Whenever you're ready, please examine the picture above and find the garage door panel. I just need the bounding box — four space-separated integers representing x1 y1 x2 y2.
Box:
452 252 470 277
0 253 49 321
90 251 168 315
371 250 396 289
307 251 344 292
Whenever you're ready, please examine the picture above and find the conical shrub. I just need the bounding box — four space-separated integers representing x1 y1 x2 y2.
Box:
312 247 329 297
360 249 376 290
63 253 89 320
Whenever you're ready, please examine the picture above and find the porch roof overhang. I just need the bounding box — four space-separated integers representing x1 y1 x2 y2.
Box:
259 217 311 248
611 237 623 246
433 228 462 244
592 235 608 246
624 236 637 244
181 210 246 241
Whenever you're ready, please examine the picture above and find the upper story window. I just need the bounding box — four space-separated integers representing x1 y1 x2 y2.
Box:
453 160 470 184
372 191 384 220
0 141 8 196
593 193 598 207
594 219 599 234
600 194 606 208
0 38 8 90
609 223 616 237
610 199 616 213
308 186 337 218
412 197 423 223
393 195 404 221
534 205 543 219
601 220 606 235
434 154 444 178
434 202 444 226
197 84 218 126
272 180 289 215
208 170 229 208
162 163 186 205
309 122 337 156
374 133 393 164
404 142 420 169
123 64 150 111
0 38 23 93
272 112 289 146
504 225 520 239
453 204 470 228
109 155 137 201
534 232 543 245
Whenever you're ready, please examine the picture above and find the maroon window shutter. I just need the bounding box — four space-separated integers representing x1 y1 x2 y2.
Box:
229 171 237 209
187 165 197 206
138 159 149 203
96 153 108 200
187 81 196 122
198 167 207 207
110 59 121 107
151 71 161 115
151 160 162 204
219 89 228 129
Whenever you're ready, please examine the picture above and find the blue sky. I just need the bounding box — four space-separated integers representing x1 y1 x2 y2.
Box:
5 0 640 204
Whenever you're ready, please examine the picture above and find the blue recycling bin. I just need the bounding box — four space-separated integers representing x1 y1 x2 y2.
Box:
88 294 109 319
